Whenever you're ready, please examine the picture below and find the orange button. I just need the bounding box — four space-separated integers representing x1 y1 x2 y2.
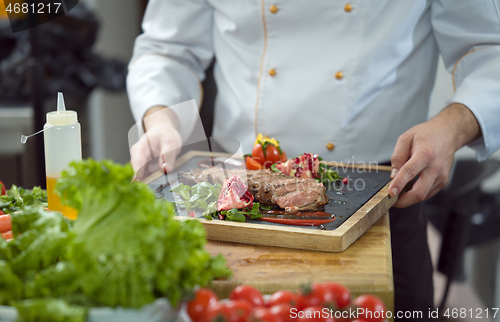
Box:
268 69 277 76
326 142 335 151
335 71 343 80
270 5 278 13
344 4 353 12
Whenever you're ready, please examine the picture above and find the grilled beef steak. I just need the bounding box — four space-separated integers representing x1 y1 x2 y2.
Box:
178 168 328 212
217 175 254 211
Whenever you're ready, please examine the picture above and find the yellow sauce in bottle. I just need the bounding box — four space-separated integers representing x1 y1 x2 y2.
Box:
46 176 78 220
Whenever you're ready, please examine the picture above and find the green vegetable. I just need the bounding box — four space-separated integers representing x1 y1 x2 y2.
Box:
0 159 231 320
0 186 47 214
13 298 87 322
271 157 343 185
171 182 222 213
0 260 23 305
203 203 264 222
25 262 79 299
318 163 343 186
224 209 246 222
57 159 230 308
202 201 218 219
172 181 265 222
0 237 12 261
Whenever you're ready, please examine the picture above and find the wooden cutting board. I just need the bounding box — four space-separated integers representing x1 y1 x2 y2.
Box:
147 151 398 252
205 213 394 314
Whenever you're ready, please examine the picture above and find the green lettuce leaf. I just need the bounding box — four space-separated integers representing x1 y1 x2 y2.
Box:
56 159 230 308
0 260 23 305
0 237 12 262
13 298 87 322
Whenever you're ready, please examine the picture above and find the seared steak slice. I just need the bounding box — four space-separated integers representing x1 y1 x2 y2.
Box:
252 176 327 212
178 168 204 185
177 168 328 212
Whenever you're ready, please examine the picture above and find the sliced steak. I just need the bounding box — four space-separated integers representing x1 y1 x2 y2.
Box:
177 168 328 212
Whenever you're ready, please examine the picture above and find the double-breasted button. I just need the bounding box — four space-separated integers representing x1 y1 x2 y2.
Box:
268 69 277 76
344 4 353 12
335 71 344 80
326 142 335 151
270 5 278 14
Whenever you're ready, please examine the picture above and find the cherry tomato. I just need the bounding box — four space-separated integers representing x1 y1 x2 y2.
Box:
246 156 264 170
267 290 297 307
295 284 336 311
248 307 279 322
313 282 351 309
206 302 233 322
229 285 265 308
0 180 6 196
187 288 218 322
296 306 330 322
226 300 253 322
264 144 281 167
280 151 287 163
269 303 293 322
352 295 386 322
252 144 266 165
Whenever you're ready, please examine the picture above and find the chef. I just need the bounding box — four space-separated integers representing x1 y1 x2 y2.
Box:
127 0 500 318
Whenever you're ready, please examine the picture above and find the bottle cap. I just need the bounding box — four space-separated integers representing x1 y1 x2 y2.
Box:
46 92 78 125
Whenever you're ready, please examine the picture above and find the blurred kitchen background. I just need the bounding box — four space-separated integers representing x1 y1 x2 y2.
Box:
0 0 499 319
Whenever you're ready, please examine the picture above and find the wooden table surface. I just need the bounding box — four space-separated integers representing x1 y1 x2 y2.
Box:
206 213 394 313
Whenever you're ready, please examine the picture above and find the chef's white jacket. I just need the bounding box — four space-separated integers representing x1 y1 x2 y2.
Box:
127 0 500 163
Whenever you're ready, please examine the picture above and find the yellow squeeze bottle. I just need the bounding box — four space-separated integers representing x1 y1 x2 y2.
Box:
43 93 82 219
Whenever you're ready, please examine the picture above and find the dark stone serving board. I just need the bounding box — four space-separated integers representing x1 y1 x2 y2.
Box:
150 156 391 231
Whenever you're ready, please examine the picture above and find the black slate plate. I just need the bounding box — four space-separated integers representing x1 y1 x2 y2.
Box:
150 156 391 231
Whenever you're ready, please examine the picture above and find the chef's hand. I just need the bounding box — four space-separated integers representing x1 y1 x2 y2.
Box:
388 103 481 208
130 106 182 181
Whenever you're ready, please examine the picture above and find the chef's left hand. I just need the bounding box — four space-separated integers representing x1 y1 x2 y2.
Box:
389 103 481 208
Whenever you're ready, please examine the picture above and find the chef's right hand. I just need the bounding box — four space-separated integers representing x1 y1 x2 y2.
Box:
130 106 182 181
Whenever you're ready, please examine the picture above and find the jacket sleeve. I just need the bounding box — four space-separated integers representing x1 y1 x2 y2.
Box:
126 0 214 141
432 0 500 161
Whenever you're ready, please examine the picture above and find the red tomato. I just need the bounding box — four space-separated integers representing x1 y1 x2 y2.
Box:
280 151 287 163
267 290 297 307
352 295 387 322
229 285 265 308
1 230 13 240
269 303 293 322
248 307 279 322
206 302 233 322
295 285 336 311
226 300 253 322
264 144 281 167
246 156 264 170
252 144 266 165
0 180 6 196
313 282 351 309
296 306 331 322
187 288 218 322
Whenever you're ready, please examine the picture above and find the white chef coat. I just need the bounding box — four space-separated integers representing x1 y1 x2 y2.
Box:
127 0 500 163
